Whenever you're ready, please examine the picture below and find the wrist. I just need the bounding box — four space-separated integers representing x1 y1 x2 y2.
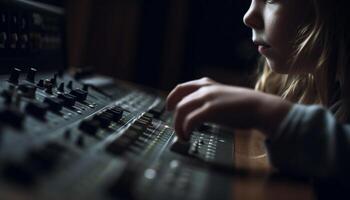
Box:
257 95 292 136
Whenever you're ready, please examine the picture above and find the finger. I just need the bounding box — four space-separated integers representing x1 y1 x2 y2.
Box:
173 92 207 141
182 103 213 140
166 78 214 111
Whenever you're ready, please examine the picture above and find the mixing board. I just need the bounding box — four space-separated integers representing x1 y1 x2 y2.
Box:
0 1 235 200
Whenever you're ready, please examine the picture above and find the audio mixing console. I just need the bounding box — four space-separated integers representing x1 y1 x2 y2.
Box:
0 1 235 200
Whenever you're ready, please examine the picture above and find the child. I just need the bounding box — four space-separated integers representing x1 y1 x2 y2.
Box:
166 0 350 181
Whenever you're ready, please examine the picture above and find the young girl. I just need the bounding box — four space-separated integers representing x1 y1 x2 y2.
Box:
166 0 350 180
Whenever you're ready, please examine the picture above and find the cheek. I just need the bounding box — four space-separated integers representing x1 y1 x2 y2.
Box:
264 10 302 72
267 12 298 53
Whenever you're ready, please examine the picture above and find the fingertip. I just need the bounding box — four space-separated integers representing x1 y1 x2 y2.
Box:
183 132 190 141
174 130 187 142
182 125 191 141
177 135 189 142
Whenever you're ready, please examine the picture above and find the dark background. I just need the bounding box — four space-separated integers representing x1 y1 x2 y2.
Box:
67 0 258 91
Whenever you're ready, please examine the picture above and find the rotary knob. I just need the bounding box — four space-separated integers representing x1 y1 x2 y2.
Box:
26 68 37 83
8 68 21 84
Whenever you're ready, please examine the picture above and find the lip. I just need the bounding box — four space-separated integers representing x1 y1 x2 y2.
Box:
258 45 271 54
253 41 271 54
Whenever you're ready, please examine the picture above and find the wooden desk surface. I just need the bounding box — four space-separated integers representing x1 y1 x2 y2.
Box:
232 129 315 200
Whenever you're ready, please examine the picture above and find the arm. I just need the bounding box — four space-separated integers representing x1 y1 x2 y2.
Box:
167 78 350 179
266 104 350 179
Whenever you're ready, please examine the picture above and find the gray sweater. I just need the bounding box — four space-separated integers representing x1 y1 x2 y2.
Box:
266 104 350 180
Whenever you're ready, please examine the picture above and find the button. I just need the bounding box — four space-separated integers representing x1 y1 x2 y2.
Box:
190 142 199 154
129 123 145 133
1 13 6 24
0 32 7 43
20 34 29 43
10 33 18 43
148 101 165 118
8 68 21 84
58 93 76 107
70 89 88 102
44 97 63 112
79 120 100 136
25 101 49 120
26 68 37 83
44 79 52 87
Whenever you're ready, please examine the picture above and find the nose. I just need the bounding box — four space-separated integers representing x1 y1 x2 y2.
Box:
243 0 263 30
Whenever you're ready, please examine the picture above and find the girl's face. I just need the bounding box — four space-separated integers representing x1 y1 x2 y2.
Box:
243 0 313 74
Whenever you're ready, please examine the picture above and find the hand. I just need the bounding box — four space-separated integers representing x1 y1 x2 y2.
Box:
167 77 218 111
166 78 292 140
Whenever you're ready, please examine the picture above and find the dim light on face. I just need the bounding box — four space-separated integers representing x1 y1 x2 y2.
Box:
243 0 314 74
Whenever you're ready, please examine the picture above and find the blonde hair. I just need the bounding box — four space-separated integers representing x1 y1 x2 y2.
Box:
255 0 349 121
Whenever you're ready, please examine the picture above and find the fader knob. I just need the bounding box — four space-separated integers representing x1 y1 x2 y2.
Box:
44 97 63 112
58 83 65 92
18 84 37 99
93 114 112 128
79 120 100 136
67 81 73 89
50 74 57 86
8 68 21 84
105 107 123 122
70 89 88 102
83 84 89 92
25 102 49 120
26 68 37 83
37 79 44 88
45 84 53 94
58 93 76 107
